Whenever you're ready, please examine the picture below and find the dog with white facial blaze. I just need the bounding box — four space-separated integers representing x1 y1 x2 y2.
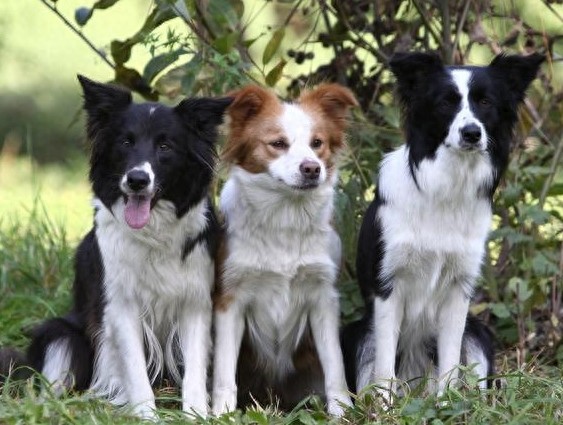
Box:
212 84 358 416
22 76 232 418
341 52 544 399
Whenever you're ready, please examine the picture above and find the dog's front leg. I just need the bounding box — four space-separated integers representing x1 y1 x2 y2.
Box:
436 284 470 396
372 292 402 403
108 301 156 418
179 305 212 417
310 292 352 416
212 303 245 415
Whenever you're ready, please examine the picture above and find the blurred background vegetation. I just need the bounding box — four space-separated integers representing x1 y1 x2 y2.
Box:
0 0 562 372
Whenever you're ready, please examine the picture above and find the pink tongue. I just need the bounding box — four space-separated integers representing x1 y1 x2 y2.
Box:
124 196 151 229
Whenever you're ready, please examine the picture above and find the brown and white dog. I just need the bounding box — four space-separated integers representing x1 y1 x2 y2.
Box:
212 84 358 415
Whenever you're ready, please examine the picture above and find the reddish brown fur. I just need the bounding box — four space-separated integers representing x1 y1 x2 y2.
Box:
222 84 358 175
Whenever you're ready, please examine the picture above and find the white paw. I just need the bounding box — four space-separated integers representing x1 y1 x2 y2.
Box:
182 398 208 418
212 388 237 416
132 401 158 421
327 392 353 416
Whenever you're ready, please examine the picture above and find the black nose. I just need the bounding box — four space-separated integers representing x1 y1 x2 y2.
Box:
460 124 482 145
299 159 321 179
127 170 150 191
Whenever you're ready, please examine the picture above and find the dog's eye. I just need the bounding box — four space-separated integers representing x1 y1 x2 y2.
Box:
479 98 491 107
122 139 134 147
311 139 323 149
270 139 288 150
158 143 171 152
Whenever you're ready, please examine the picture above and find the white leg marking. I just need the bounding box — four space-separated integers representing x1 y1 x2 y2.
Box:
212 305 245 415
437 286 470 395
372 294 403 402
179 307 212 417
42 339 72 395
109 303 156 418
309 294 352 416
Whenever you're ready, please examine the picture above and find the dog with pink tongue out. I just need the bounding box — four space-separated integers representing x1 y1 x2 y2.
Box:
20 76 233 419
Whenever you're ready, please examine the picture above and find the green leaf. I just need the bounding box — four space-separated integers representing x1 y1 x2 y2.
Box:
143 49 187 84
181 55 202 95
212 33 237 54
114 65 157 100
265 59 287 87
262 28 285 65
92 0 122 10
508 277 533 302
490 302 511 319
110 40 131 66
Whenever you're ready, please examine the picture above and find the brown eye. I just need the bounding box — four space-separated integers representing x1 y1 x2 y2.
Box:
159 143 171 152
480 98 491 107
311 138 323 149
270 139 288 150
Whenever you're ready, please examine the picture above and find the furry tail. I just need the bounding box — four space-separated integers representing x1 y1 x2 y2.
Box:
27 313 94 391
463 314 495 389
0 347 32 383
340 307 374 395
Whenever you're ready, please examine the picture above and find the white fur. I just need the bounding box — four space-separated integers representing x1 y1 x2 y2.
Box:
268 104 328 187
360 71 495 397
119 161 155 195
42 339 72 396
90 197 213 418
212 103 351 416
445 70 487 151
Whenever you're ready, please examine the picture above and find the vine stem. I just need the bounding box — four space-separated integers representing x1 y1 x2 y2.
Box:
539 134 563 209
38 0 115 69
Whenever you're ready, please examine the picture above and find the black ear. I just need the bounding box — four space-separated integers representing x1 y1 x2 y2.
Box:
77 74 132 119
174 97 233 137
489 53 545 102
389 52 444 98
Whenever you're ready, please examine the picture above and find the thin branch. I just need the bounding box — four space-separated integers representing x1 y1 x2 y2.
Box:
38 0 114 69
539 134 563 209
453 0 472 59
411 0 442 48
438 0 452 63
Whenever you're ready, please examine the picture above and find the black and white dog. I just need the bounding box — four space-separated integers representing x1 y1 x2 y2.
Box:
25 76 232 417
341 52 544 398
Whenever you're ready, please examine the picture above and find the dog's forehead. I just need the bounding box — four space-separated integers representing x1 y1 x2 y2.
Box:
124 103 178 130
278 102 314 144
448 69 472 97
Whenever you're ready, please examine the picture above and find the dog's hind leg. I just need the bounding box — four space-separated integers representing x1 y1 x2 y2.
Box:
27 314 94 394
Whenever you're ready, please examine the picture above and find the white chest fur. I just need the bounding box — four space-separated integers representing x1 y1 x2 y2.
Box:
91 197 214 400
220 167 340 377
378 146 493 334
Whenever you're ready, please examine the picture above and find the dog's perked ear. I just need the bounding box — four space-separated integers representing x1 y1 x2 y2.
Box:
298 83 358 132
389 52 444 101
226 85 275 123
77 75 132 120
174 97 234 139
488 53 545 103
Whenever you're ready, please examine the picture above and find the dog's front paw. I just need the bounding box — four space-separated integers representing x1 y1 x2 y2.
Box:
132 401 158 421
327 392 353 417
212 388 237 416
182 398 208 418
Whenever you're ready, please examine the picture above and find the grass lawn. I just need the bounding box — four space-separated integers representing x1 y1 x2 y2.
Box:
1 160 562 424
